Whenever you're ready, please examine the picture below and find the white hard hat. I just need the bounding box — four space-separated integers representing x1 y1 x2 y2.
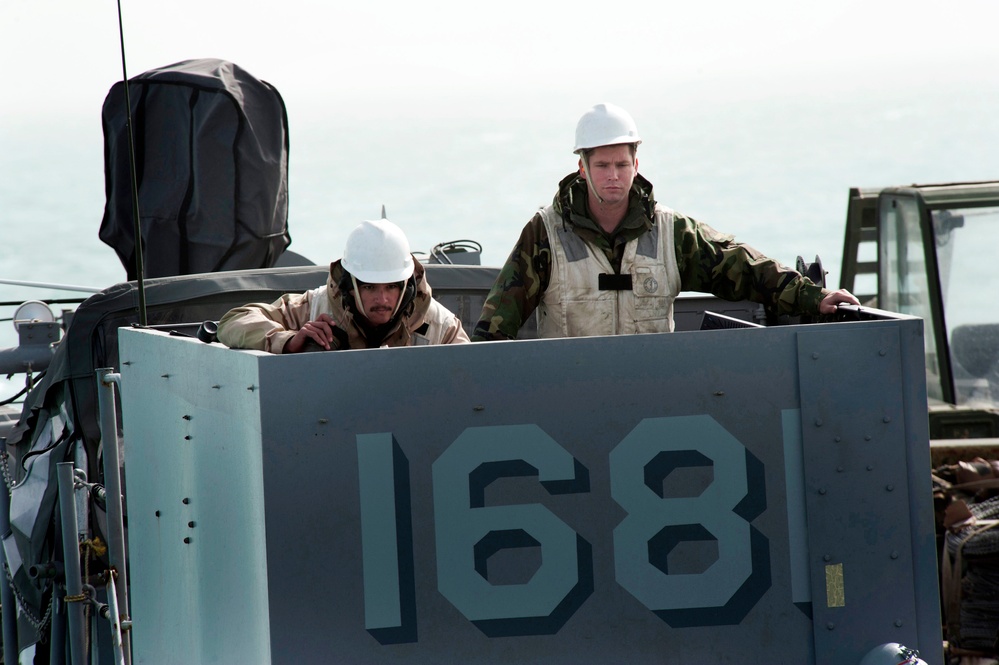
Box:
858 643 927 665
341 219 415 284
573 103 642 154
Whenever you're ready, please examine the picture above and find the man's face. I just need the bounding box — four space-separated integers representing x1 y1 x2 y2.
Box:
579 143 638 205
357 282 404 325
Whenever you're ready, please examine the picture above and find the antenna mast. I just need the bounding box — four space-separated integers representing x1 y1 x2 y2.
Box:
116 0 147 325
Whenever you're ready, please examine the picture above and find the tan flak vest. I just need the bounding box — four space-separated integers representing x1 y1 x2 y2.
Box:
306 285 455 346
536 204 681 338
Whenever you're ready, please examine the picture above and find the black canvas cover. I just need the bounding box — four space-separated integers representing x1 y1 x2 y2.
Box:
99 58 291 279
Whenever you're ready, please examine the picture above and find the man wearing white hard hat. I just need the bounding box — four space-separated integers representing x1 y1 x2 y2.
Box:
473 103 859 340
218 218 470 351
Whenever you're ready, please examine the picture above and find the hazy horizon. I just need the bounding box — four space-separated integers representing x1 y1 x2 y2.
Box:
4 1 998 115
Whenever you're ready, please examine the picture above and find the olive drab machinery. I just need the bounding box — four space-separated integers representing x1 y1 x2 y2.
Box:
839 180 999 444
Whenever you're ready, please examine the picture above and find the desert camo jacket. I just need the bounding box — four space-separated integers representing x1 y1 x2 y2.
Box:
218 258 469 351
472 172 827 341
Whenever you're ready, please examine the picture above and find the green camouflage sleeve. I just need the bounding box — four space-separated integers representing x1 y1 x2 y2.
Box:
472 214 551 340
674 213 826 315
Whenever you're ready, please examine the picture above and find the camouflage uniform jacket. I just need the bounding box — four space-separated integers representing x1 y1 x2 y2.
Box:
472 172 827 340
218 257 470 351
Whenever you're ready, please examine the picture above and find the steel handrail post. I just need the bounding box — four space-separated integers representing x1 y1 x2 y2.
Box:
97 368 131 665
56 462 86 665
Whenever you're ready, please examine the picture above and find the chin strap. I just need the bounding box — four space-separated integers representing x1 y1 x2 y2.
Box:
348 274 367 319
397 276 417 317
579 152 605 205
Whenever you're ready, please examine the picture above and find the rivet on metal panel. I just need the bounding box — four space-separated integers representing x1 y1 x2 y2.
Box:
886 484 894 492
188 521 196 528
818 487 827 495
713 391 725 397
826 623 835 630
473 405 485 412
834 436 841 443
318 418 329 424
879 349 887 356
890 551 899 560
182 498 190 505
883 416 892 423
184 537 192 544
865 435 872 441
823 554 832 562
894 619 903 627
867 465 874 471
836 466 844 473
184 436 192 441
212 385 221 390
812 352 820 360
815 418 823 427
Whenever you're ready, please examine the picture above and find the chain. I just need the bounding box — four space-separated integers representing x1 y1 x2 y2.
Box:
4 559 53 634
1 450 14 497
1 450 57 637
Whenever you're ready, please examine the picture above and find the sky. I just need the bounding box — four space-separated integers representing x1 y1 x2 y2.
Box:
4 0 998 119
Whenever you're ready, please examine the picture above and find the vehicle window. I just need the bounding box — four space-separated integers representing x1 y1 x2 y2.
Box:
932 206 999 408
881 197 945 402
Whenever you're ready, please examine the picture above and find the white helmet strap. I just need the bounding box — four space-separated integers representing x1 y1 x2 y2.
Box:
580 151 605 205
349 274 367 319
390 279 408 318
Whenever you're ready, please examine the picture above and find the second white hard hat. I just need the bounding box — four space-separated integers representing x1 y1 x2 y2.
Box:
341 219 415 284
573 102 642 154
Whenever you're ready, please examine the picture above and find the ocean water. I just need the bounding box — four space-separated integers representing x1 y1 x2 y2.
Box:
2 79 999 401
